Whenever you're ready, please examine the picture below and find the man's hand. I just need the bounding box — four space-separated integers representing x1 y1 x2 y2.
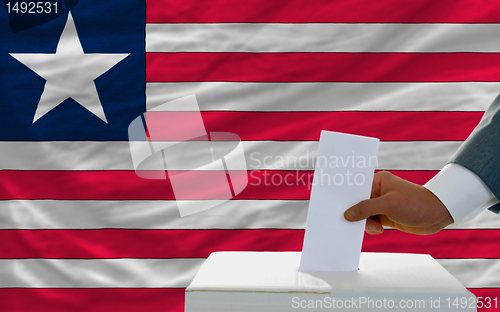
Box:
344 171 454 235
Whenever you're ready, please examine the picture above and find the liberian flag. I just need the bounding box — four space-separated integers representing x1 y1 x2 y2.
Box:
1 0 500 311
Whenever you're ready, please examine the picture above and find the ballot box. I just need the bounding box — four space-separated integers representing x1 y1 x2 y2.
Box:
185 252 476 312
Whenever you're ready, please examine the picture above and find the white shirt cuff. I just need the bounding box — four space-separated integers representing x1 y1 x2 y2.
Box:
424 163 499 226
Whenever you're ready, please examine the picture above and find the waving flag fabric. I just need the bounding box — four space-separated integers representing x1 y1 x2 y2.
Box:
1 0 500 311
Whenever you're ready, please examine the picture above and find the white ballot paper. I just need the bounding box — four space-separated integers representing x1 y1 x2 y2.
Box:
299 131 379 272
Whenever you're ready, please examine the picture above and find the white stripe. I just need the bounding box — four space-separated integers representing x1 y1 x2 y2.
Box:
0 258 204 288
0 258 495 288
146 23 500 53
437 259 500 288
454 211 500 229
1 199 498 230
0 141 460 170
0 200 308 229
146 82 498 112
244 141 460 171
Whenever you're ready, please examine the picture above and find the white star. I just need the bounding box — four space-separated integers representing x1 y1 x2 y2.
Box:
10 13 129 123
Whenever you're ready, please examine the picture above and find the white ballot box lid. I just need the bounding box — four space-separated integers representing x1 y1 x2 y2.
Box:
185 252 475 312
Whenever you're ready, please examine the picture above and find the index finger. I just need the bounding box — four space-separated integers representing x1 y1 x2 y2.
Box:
344 196 393 222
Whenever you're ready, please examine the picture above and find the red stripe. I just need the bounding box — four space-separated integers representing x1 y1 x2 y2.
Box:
0 288 497 312
146 53 500 82
0 288 184 312
0 170 436 200
363 229 499 259
145 111 481 141
146 0 500 23
0 229 497 259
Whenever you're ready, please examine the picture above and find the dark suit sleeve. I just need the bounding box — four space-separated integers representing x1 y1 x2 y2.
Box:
449 94 500 213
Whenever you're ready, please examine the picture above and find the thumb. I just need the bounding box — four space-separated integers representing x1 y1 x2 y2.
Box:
344 196 391 222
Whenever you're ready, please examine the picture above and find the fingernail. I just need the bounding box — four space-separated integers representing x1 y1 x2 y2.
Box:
368 223 379 233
